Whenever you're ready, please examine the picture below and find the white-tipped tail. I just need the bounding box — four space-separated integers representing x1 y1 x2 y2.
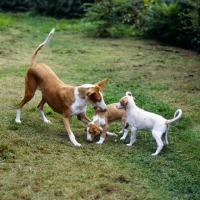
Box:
31 28 55 66
167 109 182 124
41 28 55 46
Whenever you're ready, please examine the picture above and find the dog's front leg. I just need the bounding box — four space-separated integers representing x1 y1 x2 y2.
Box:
77 113 91 124
126 127 137 146
120 129 129 140
62 116 81 146
96 125 107 144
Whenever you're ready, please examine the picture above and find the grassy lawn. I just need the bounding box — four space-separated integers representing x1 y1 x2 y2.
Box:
0 13 200 200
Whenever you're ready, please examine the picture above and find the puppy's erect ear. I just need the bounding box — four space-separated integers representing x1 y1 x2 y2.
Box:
95 78 108 88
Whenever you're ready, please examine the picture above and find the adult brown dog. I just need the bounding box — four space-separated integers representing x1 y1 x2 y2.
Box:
15 28 108 146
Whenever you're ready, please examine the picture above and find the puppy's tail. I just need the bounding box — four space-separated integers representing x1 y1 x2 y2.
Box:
167 109 182 124
30 28 55 66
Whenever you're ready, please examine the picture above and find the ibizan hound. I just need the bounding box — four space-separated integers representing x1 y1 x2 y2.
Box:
15 28 108 146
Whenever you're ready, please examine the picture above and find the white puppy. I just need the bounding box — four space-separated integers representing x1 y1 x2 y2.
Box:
116 93 182 156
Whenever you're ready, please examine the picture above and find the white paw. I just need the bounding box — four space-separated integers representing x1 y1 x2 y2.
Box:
44 119 51 123
126 143 132 146
106 132 117 136
96 141 103 144
74 142 82 147
15 119 21 123
120 137 125 140
151 153 158 156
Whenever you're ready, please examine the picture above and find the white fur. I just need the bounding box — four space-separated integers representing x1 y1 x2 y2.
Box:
117 95 182 156
71 87 88 116
69 132 81 146
15 108 22 123
97 136 105 144
38 108 51 123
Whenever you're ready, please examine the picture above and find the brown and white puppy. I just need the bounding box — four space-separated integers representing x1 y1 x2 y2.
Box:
86 91 132 143
116 93 182 156
15 28 108 146
86 103 129 144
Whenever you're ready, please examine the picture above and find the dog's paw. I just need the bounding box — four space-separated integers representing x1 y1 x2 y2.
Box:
126 143 132 146
151 153 158 156
15 119 21 123
96 141 103 144
74 142 82 147
106 132 117 136
120 136 126 140
43 119 51 123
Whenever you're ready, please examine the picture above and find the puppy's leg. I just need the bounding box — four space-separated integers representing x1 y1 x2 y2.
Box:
37 97 51 123
151 131 164 156
126 127 137 146
15 77 37 123
162 131 168 147
62 116 81 146
97 124 107 144
120 118 129 139
120 129 128 140
106 132 117 136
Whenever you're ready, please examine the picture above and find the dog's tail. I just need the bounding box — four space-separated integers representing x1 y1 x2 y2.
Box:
167 109 182 124
30 28 55 66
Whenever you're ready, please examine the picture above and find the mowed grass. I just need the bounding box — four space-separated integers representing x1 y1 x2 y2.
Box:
0 13 200 200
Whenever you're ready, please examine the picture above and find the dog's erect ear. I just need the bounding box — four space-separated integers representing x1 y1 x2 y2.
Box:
95 78 108 88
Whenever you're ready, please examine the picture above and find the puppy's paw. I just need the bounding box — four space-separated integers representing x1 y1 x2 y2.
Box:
120 136 125 140
96 137 105 144
126 143 132 146
106 132 117 136
151 153 158 156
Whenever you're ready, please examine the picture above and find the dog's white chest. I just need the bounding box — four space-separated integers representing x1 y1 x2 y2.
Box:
71 89 87 115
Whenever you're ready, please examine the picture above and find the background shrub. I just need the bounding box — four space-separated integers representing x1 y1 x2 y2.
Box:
136 0 200 51
84 0 134 37
0 0 94 18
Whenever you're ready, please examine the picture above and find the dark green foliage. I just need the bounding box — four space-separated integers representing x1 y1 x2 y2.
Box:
0 0 31 12
0 0 94 18
136 0 200 51
84 0 134 37
33 0 83 18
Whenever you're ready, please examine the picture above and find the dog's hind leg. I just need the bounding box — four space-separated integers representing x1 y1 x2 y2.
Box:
151 131 164 156
15 77 37 123
162 131 168 147
37 97 51 123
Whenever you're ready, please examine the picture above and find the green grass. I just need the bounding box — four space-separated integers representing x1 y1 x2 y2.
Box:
0 13 200 200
